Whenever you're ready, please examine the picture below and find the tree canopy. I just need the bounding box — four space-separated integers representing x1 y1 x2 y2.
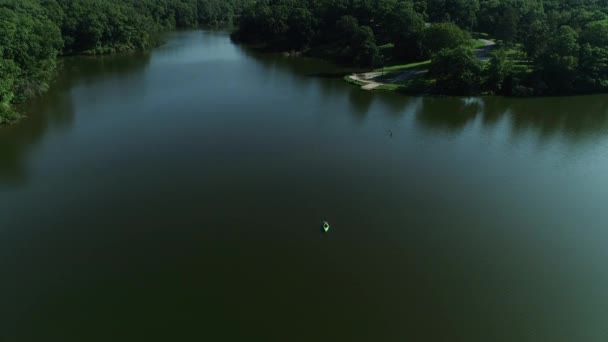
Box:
0 0 251 122
4 0 608 123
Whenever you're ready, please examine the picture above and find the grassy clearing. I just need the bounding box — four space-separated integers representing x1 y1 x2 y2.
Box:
343 75 367 87
472 32 489 39
376 83 403 91
472 39 487 49
375 38 487 74
375 60 431 72
379 43 394 52
396 74 435 93
503 47 534 74
375 73 434 93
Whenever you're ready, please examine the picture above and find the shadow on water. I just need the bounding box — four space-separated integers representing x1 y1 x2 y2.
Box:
236 44 358 78
59 52 151 86
0 53 151 186
237 44 608 142
348 88 374 120
506 96 608 142
375 92 415 116
237 44 416 118
414 94 608 142
415 97 481 132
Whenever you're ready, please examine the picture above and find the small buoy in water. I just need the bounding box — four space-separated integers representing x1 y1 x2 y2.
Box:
323 221 330 232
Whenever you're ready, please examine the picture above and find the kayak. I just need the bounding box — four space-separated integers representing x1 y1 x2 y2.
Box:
323 221 330 232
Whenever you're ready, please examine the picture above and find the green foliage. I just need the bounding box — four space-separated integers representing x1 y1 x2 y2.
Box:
388 1 426 61
423 23 472 57
227 0 608 95
41 0 250 55
485 49 515 93
332 16 381 67
495 5 519 42
0 0 250 122
537 26 580 93
428 0 480 29
577 44 608 90
197 0 243 27
429 46 483 94
351 26 381 67
0 0 61 111
580 20 608 47
0 59 18 110
521 18 549 60
3 0 608 121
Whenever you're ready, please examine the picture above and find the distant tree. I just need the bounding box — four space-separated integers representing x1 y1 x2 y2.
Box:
429 0 479 30
423 22 472 57
485 49 515 93
428 0 450 23
495 5 519 43
522 18 549 60
0 0 62 122
0 58 18 120
537 26 580 93
287 7 316 48
332 16 380 67
577 44 608 90
351 25 381 67
564 8 607 31
0 0 62 100
172 0 198 28
387 1 426 61
580 20 608 47
335 15 360 40
429 46 483 94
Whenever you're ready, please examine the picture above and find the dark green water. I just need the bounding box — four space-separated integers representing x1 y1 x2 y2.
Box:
2 31 608 341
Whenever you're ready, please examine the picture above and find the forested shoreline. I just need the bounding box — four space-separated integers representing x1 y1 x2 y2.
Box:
231 0 608 96
3 0 608 124
0 0 249 124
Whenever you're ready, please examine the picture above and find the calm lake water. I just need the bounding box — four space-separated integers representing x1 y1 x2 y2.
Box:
2 31 608 341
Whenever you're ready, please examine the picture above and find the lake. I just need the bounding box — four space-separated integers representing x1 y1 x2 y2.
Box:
2 30 608 341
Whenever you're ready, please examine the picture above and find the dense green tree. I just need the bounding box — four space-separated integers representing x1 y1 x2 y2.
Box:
0 59 19 122
387 1 426 60
577 44 608 90
580 20 608 46
537 25 580 92
351 25 381 67
428 0 480 29
563 8 607 31
423 22 472 57
1 0 251 122
477 0 501 33
0 0 61 122
522 18 549 59
485 49 515 93
429 46 483 94
495 5 519 42
332 16 381 66
7 0 608 122
287 6 316 48
172 0 198 28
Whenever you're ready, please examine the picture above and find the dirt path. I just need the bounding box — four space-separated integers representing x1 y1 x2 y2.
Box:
348 39 496 91
476 39 496 61
350 72 383 89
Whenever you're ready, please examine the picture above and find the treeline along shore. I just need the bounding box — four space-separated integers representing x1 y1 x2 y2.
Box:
3 0 608 124
230 0 608 97
0 0 248 124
